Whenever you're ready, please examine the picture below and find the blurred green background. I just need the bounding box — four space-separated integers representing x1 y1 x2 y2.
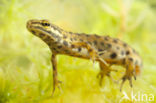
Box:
0 0 156 103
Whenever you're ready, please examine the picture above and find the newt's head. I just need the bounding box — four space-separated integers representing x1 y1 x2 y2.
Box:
27 19 63 40
27 19 52 35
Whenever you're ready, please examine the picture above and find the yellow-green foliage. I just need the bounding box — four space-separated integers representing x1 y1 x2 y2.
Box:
0 0 156 103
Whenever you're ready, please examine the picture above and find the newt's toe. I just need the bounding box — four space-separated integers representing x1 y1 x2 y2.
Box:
52 80 62 96
120 73 134 91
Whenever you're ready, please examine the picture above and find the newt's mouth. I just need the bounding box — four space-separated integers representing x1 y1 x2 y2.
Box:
26 20 31 30
26 20 40 30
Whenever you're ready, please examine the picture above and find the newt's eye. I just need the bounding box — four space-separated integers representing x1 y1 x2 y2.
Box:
41 22 50 26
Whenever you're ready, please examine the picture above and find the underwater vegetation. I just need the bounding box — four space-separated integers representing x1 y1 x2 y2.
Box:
0 0 156 103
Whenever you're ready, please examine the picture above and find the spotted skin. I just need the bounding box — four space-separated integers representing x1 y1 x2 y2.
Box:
27 19 143 94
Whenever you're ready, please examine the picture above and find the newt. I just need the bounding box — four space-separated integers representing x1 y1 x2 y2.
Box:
26 19 143 95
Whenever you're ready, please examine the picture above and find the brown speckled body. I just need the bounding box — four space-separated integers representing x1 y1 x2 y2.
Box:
27 19 142 94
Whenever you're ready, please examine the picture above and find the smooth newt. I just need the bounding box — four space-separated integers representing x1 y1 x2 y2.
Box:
26 19 143 95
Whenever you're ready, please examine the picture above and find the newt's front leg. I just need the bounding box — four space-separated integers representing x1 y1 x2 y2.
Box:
51 54 62 95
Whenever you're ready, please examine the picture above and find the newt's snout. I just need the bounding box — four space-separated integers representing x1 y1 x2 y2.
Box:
26 20 34 30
